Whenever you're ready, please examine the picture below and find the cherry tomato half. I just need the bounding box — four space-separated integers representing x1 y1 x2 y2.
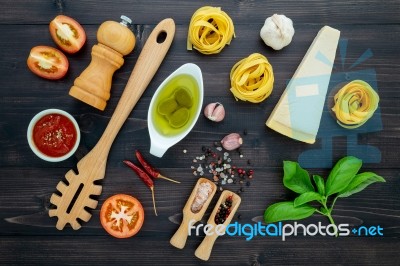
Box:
49 15 86 54
27 46 69 80
100 194 145 238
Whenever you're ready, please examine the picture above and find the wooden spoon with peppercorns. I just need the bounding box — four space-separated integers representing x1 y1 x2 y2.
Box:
194 190 241 261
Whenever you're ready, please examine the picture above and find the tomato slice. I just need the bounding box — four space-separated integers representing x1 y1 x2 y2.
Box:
49 15 86 54
100 194 145 238
27 46 69 80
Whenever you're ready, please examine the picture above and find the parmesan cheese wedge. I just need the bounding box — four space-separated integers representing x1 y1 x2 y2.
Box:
266 26 340 144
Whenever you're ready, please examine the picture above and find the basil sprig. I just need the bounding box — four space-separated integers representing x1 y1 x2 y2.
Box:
264 156 385 227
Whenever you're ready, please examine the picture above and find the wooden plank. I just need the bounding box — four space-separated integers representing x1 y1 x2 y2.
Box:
0 0 399 265
1 106 399 169
0 168 398 236
1 23 399 168
1 24 400 95
0 236 399 265
0 0 399 25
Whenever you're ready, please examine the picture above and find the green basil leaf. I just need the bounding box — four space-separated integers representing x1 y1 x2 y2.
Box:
264 201 316 223
294 192 323 207
313 175 325 195
283 161 315 194
338 172 386 198
325 156 362 196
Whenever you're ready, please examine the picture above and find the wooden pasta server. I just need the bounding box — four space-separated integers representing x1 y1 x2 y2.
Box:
170 178 217 249
49 18 176 230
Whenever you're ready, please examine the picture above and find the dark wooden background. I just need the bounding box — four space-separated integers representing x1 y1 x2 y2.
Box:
1 0 399 265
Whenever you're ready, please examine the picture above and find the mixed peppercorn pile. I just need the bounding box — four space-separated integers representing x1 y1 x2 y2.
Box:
215 195 233 224
190 141 254 194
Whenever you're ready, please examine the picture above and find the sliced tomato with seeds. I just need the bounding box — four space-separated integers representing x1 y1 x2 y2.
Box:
49 15 86 54
100 194 145 238
27 46 69 80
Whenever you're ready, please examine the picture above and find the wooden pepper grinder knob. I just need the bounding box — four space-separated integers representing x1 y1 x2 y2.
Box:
69 15 136 110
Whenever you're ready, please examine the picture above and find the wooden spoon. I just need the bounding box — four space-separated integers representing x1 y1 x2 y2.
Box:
48 18 175 230
194 190 241 261
170 178 217 249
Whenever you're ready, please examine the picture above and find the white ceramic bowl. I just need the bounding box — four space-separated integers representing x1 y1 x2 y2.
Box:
148 63 203 157
27 109 80 162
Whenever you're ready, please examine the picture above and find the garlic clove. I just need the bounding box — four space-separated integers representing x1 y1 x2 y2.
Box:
204 102 225 122
260 14 295 50
221 133 243 150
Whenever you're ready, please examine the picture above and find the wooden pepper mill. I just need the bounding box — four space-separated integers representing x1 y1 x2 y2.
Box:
69 15 136 110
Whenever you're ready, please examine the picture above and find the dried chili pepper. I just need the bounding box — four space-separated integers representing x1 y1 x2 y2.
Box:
135 150 180 184
123 160 157 216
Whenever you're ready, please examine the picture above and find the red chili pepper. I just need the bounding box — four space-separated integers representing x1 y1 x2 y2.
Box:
123 160 157 216
135 150 180 184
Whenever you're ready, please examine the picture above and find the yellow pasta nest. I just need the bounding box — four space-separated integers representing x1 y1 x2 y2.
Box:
332 80 379 129
230 53 274 103
187 6 235 54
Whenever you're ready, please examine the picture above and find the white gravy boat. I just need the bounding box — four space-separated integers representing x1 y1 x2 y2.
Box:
148 63 203 157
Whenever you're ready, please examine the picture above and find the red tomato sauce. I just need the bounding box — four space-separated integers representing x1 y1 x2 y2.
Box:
32 113 77 157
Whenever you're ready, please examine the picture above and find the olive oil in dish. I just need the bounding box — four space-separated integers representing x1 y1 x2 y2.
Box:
152 74 200 136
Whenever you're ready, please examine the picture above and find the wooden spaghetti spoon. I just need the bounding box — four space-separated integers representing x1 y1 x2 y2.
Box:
194 190 241 261
48 18 175 230
170 178 217 249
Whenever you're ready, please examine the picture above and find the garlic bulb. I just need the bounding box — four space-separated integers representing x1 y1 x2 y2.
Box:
260 14 295 50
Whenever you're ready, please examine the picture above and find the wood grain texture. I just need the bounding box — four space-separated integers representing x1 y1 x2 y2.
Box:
0 0 399 265
1 0 400 25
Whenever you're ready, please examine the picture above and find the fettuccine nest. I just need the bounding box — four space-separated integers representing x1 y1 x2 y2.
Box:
332 80 379 129
230 53 274 103
187 6 235 55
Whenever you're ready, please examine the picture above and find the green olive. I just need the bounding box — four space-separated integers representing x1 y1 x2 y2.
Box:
174 87 193 108
167 107 190 128
157 97 178 115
